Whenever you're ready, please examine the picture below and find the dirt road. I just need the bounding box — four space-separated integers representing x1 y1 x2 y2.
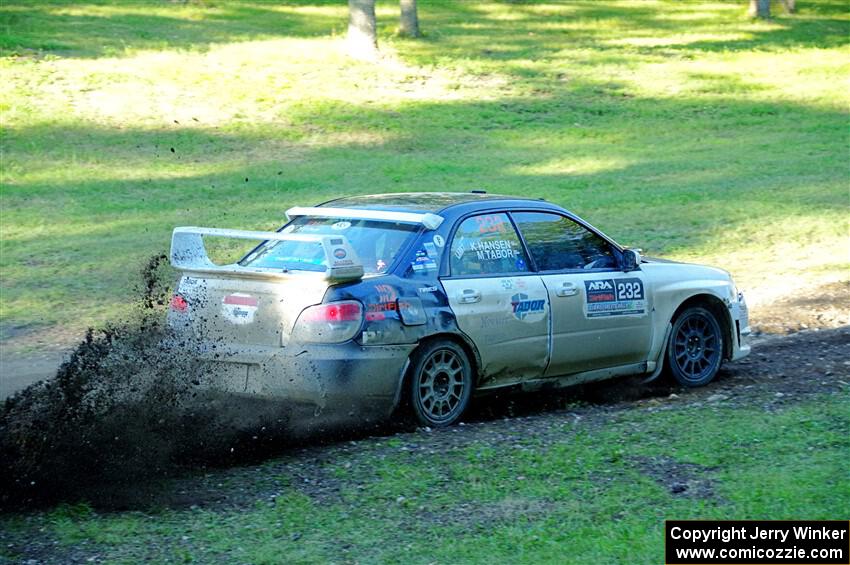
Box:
0 352 66 400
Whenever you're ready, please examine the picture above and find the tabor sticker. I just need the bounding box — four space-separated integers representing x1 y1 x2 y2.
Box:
222 293 258 325
433 235 445 248
510 293 546 322
331 221 351 230
584 278 646 318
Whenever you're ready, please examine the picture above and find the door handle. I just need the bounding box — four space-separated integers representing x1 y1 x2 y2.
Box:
555 282 578 297
458 289 482 304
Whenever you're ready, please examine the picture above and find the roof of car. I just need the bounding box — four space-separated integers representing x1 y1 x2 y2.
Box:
321 192 547 214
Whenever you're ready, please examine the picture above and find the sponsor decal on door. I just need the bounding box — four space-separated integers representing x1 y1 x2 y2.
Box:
584 278 646 318
511 292 547 322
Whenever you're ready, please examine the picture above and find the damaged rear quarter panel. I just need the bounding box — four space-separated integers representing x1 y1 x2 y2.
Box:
325 229 470 351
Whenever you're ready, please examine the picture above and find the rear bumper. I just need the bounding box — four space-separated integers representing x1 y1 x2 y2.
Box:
728 293 751 361
177 340 415 420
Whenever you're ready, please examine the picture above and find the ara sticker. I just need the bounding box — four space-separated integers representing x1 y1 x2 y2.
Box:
510 293 546 322
433 234 445 248
222 293 258 325
331 221 351 230
584 278 646 318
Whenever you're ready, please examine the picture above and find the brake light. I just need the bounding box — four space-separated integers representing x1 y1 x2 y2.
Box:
300 302 362 323
291 300 363 344
170 294 188 312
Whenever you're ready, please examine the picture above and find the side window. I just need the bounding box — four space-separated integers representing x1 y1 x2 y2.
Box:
512 212 616 271
450 213 529 276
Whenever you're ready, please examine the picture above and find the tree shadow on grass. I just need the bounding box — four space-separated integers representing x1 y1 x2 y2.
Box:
396 0 849 77
0 1 345 58
2 0 847 61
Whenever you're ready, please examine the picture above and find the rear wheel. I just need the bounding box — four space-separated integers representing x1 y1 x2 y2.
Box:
667 306 723 387
409 340 473 427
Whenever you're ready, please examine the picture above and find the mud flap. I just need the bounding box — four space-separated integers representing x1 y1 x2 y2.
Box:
641 323 672 384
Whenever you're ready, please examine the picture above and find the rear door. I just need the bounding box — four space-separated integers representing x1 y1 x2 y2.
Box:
510 211 653 377
440 212 550 388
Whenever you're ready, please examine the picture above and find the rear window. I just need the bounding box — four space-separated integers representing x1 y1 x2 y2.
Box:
241 217 417 275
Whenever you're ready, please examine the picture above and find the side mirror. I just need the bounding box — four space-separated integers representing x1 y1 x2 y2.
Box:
622 248 641 272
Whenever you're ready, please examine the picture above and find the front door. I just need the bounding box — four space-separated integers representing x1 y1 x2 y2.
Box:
510 211 653 377
441 212 550 388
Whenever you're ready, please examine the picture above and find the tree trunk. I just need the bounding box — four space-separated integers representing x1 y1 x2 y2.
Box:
399 0 420 37
348 0 377 58
780 0 795 12
749 0 771 18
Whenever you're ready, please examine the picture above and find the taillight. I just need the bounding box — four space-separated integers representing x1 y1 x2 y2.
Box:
170 294 188 312
291 300 363 343
300 302 362 323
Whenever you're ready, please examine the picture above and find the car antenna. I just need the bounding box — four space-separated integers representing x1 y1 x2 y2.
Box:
470 189 487 194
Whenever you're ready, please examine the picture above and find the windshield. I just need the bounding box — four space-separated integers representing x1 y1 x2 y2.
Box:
240 217 418 275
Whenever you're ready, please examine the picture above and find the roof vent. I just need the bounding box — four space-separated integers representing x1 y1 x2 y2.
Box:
470 190 487 194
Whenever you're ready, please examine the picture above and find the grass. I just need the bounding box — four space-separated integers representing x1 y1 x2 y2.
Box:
2 392 848 563
1 0 848 349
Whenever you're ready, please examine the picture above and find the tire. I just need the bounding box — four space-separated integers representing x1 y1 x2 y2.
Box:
409 340 473 427
666 306 724 387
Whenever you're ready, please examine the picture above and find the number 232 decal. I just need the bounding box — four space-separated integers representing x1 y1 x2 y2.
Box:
584 278 646 318
616 280 643 300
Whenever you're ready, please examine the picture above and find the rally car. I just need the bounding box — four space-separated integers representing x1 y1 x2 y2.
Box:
168 192 750 427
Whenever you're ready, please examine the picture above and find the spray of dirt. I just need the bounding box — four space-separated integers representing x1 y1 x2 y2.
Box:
0 255 301 510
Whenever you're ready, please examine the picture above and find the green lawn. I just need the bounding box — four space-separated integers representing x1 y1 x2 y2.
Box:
1 0 848 348
2 392 847 563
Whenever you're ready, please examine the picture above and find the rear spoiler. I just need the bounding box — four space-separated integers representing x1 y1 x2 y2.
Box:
170 227 364 282
286 206 444 230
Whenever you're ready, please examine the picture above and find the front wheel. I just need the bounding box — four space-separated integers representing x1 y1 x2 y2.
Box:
409 340 473 427
666 307 724 387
